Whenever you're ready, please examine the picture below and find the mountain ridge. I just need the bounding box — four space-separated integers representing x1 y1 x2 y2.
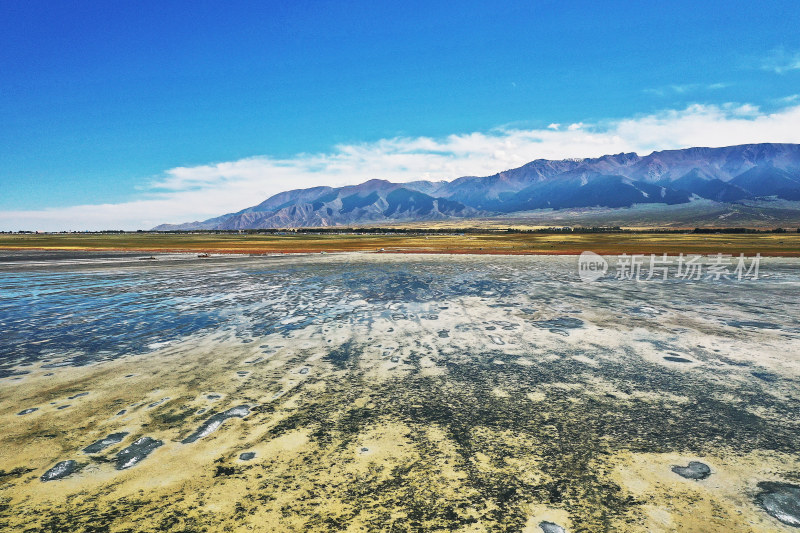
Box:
154 143 800 230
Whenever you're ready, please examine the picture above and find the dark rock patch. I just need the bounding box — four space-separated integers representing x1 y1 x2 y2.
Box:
539 521 566 533
83 432 129 454
664 356 692 363
534 317 584 330
147 397 169 408
115 437 163 470
41 460 81 482
181 405 250 444
671 461 711 480
756 481 800 527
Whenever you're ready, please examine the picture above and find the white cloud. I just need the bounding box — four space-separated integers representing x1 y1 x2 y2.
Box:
761 48 800 74
3 102 800 231
644 82 729 97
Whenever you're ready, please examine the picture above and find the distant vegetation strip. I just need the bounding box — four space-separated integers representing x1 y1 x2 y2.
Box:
4 226 800 235
1 232 800 256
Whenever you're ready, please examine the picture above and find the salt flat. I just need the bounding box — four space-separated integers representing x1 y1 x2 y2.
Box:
1 252 799 531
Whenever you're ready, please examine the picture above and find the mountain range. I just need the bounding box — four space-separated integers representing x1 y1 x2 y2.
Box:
154 143 800 230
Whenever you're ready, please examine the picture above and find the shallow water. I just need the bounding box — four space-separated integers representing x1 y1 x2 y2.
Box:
2 252 798 375
115 437 163 470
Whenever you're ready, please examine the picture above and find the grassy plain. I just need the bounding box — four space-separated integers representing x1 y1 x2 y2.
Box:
2 232 800 256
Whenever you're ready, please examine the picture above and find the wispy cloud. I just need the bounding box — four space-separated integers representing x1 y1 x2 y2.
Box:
3 102 800 231
644 82 729 97
761 48 800 74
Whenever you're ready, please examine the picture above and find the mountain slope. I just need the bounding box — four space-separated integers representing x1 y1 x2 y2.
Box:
500 172 691 211
728 165 800 197
195 184 480 230
662 169 751 202
154 143 800 230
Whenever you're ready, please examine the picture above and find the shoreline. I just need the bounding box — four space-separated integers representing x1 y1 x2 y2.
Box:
1 246 799 257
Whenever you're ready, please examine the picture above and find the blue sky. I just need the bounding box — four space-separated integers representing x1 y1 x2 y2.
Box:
2 0 800 229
